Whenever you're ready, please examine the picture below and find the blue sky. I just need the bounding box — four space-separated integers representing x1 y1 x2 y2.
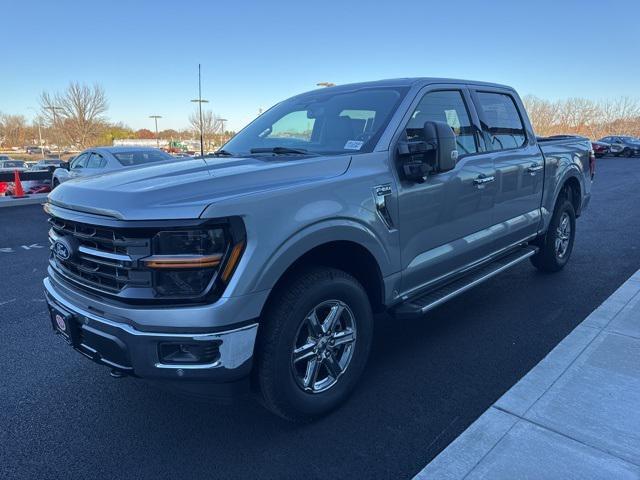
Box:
2 0 639 132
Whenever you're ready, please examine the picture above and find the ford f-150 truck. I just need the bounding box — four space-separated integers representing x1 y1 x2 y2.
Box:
44 78 594 421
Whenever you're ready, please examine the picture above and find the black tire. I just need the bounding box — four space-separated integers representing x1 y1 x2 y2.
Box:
530 195 576 272
52 178 59 189
624 148 633 158
255 267 373 422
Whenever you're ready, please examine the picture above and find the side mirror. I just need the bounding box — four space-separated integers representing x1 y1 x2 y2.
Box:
397 140 433 182
423 121 458 173
61 162 70 170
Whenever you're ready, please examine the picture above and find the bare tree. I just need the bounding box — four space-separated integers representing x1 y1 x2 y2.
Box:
0 113 29 148
39 82 108 148
189 109 224 148
523 96 557 137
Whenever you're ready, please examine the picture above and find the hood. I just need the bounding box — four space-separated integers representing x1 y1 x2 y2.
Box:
48 156 351 220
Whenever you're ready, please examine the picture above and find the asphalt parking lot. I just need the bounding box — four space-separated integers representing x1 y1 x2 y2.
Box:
2 156 640 480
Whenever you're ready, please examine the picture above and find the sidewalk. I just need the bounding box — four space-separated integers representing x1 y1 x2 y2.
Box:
415 269 640 479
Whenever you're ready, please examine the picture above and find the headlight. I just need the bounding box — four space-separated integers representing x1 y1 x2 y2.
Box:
142 226 244 298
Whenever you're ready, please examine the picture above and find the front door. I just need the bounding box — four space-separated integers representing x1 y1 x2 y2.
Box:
396 88 497 296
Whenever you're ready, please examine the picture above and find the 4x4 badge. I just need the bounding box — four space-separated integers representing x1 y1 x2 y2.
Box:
373 184 394 229
375 184 392 197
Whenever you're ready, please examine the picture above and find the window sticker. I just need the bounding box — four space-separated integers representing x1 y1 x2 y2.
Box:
445 109 461 129
344 140 364 150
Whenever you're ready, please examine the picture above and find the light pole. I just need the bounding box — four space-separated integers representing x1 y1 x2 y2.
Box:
28 107 45 159
44 105 64 157
149 115 162 148
190 64 209 157
316 82 336 87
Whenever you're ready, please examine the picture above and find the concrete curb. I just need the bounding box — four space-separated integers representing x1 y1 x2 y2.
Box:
0 194 48 208
415 269 640 479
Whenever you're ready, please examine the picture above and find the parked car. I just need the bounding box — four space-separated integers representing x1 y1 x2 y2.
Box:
51 147 175 188
591 141 609 158
44 78 593 421
26 146 51 155
30 159 66 173
0 158 28 172
597 136 640 157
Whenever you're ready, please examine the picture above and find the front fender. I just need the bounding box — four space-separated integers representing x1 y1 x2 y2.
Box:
53 168 70 183
252 218 395 293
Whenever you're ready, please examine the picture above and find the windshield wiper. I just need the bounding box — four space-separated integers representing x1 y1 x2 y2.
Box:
210 149 235 156
249 146 314 155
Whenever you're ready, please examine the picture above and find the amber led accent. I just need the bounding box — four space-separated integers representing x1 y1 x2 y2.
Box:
144 254 223 269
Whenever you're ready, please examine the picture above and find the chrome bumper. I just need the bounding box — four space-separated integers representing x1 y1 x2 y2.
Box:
44 277 259 382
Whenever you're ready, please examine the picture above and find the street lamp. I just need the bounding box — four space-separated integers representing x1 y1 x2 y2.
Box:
44 105 64 157
27 107 45 159
149 115 162 148
316 82 336 87
190 64 209 157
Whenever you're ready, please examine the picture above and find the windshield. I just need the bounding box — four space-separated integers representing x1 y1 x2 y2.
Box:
222 86 408 156
113 149 174 166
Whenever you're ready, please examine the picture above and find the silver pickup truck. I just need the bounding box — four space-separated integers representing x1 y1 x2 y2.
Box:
44 78 594 421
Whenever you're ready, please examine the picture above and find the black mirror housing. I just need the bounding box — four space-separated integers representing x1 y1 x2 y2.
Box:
397 140 433 182
423 121 458 172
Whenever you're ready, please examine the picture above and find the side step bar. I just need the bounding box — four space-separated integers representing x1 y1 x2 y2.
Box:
393 246 538 320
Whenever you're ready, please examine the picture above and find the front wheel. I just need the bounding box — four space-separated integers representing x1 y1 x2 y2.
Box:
624 148 633 158
531 197 576 272
255 267 373 422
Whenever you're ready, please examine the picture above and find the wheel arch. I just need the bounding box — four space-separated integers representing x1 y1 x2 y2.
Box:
254 222 393 317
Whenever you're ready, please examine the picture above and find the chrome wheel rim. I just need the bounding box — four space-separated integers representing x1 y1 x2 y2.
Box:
291 300 357 394
555 212 571 258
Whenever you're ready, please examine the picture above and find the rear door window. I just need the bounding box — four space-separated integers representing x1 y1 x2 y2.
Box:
86 153 106 169
476 92 527 150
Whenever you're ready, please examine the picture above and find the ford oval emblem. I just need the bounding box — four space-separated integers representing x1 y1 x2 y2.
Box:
54 238 73 260
55 314 67 332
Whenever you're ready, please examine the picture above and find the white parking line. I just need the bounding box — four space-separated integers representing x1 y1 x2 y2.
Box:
0 243 45 253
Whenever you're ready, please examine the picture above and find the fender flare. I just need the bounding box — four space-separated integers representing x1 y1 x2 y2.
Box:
552 166 584 210
252 218 394 293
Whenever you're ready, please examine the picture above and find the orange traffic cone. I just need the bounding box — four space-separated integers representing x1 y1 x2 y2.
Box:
13 169 27 198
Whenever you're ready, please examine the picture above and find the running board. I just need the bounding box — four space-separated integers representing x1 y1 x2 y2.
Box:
392 246 538 320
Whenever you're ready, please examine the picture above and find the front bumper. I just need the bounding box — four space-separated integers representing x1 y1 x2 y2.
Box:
44 277 259 383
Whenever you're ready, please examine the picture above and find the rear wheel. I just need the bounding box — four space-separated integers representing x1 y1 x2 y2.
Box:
255 267 373 422
531 194 576 272
624 148 633 158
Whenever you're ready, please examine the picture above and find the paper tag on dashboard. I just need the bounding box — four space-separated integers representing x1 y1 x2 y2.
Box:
344 140 364 150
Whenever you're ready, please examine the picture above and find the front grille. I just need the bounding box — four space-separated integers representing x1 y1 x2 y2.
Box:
48 216 152 296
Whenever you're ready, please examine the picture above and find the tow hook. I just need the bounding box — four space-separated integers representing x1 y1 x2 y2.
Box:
109 369 127 379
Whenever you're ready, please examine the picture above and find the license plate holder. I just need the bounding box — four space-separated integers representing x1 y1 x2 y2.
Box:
49 305 80 346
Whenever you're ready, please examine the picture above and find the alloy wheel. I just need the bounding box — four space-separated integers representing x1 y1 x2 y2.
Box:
291 300 357 394
555 212 571 259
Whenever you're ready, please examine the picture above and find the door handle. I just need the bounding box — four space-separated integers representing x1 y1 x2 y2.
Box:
473 175 495 187
527 164 543 174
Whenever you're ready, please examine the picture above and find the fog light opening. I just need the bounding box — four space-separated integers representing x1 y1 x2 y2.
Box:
158 341 220 365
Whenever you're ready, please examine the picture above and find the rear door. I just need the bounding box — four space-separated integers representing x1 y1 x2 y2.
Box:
396 86 497 294
470 88 544 250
